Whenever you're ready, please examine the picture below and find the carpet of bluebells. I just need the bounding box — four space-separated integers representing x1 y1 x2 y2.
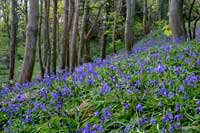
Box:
1 36 200 132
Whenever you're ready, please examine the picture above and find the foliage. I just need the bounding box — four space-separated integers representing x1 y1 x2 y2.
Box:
1 34 200 132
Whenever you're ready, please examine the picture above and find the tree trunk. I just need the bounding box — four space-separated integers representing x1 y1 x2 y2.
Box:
143 0 148 35
52 0 57 74
78 0 89 65
125 0 135 54
20 0 39 83
43 0 51 75
158 0 169 20
9 0 18 81
61 0 69 70
38 0 44 78
188 0 196 40
169 0 186 41
69 0 80 72
112 0 121 54
101 4 109 60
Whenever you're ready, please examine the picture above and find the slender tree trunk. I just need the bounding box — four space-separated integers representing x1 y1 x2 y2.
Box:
188 0 196 40
38 0 44 78
143 0 148 35
125 0 135 54
52 0 57 74
20 0 39 83
43 0 51 75
69 0 80 72
24 0 28 24
9 0 18 81
112 0 120 54
78 0 89 65
158 0 169 20
192 16 200 39
61 0 69 70
169 0 186 41
101 4 109 60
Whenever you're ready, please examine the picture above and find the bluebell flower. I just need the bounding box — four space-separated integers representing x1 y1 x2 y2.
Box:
176 103 180 112
162 115 169 123
93 124 98 130
15 94 24 102
122 102 129 111
99 125 103 133
150 118 156 125
9 102 19 112
160 88 167 96
52 92 59 99
154 64 165 73
136 103 143 112
183 74 198 87
124 125 130 133
33 102 46 112
168 92 174 99
139 116 147 126
196 107 200 113
196 59 200 66
174 66 181 77
175 114 183 121
88 78 94 86
23 109 32 124
100 83 111 95
168 80 173 86
178 85 184 93
169 125 174 133
103 108 111 120
161 128 166 133
94 111 99 117
61 87 70 96
196 100 200 105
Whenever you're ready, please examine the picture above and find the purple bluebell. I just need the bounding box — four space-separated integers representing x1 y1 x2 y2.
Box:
61 87 70 96
162 115 169 123
176 103 180 112
124 125 130 133
197 107 200 113
122 102 129 111
93 124 98 130
175 114 183 121
52 92 59 99
196 100 200 105
160 88 168 96
168 92 174 99
196 59 200 66
88 78 94 86
178 85 185 93
94 111 99 117
150 118 156 125
136 103 143 112
154 64 165 73
161 128 166 133
100 83 111 95
174 66 181 77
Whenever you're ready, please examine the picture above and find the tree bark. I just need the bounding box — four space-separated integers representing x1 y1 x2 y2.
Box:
38 0 44 78
143 0 148 35
78 0 89 65
20 0 39 83
52 0 58 74
125 0 135 54
169 0 186 41
188 0 196 40
112 0 121 54
61 0 69 70
69 0 80 72
43 0 51 75
9 0 18 81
